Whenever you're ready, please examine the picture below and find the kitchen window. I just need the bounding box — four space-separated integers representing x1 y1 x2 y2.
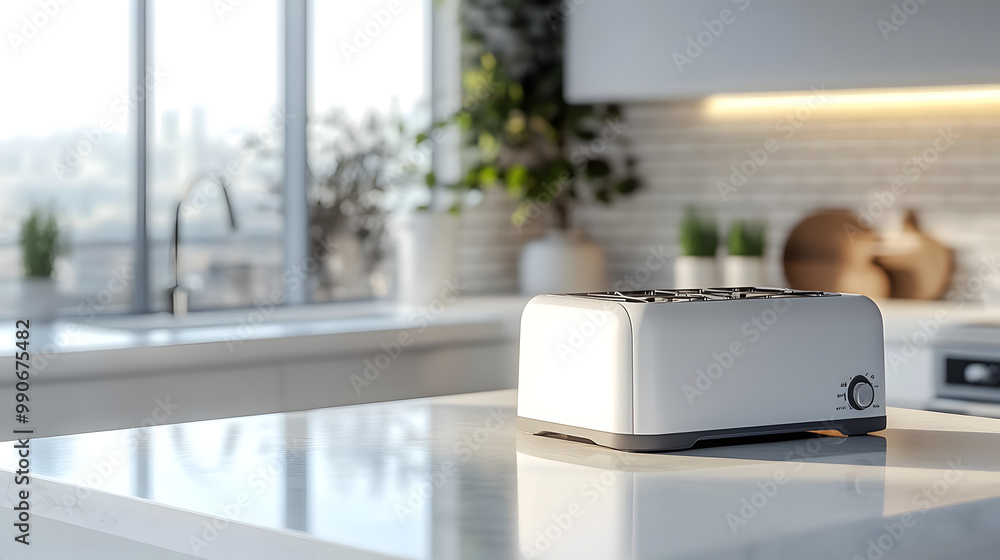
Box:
0 0 432 318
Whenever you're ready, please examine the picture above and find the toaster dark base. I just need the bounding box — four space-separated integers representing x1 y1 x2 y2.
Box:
517 415 887 452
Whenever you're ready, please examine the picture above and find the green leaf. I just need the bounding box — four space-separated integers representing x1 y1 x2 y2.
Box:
585 159 611 178
19 206 63 278
614 177 640 195
506 164 528 189
728 219 766 256
478 132 496 154
424 171 437 187
478 165 498 186
463 168 479 187
415 133 429 145
511 200 533 228
508 82 523 102
680 207 719 257
438 14 643 228
480 52 496 71
505 113 527 135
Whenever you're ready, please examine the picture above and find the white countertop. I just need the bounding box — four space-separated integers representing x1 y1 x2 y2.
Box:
3 389 1000 559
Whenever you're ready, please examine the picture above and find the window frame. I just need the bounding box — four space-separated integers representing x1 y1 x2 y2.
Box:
130 0 312 312
129 0 440 313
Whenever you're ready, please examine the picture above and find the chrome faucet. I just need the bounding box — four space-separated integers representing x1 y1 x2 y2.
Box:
169 174 238 317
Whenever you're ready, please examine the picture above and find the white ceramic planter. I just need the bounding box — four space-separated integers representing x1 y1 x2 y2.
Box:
519 229 606 296
394 212 460 307
17 277 59 323
724 255 766 287
673 256 719 289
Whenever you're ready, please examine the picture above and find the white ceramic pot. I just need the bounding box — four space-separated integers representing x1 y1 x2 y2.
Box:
394 211 460 307
327 232 371 300
17 277 59 323
673 256 719 289
724 256 766 287
519 229 606 296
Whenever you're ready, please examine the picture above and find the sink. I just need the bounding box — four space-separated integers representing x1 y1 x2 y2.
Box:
65 300 411 350
80 300 398 334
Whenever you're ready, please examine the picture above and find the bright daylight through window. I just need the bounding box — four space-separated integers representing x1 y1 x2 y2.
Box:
0 0 431 319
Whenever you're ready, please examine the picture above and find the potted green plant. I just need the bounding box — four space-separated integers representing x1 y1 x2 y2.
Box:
18 206 65 321
419 0 641 295
676 207 719 288
307 110 411 301
725 219 767 287
244 109 412 302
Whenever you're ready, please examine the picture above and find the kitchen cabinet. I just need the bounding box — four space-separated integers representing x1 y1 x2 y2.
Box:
566 0 1000 102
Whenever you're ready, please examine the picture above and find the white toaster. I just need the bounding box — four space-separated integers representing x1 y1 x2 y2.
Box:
516 288 886 451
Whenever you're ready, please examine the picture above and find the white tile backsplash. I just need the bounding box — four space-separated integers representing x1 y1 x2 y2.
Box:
456 100 1000 297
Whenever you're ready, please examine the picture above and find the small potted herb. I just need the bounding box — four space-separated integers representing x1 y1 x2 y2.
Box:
18 206 65 321
725 219 767 287
676 207 719 288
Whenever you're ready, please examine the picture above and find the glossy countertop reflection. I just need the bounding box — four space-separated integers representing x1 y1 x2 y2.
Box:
4 390 1000 559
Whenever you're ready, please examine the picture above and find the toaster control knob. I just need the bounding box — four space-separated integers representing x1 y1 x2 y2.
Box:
963 363 991 384
848 376 875 410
